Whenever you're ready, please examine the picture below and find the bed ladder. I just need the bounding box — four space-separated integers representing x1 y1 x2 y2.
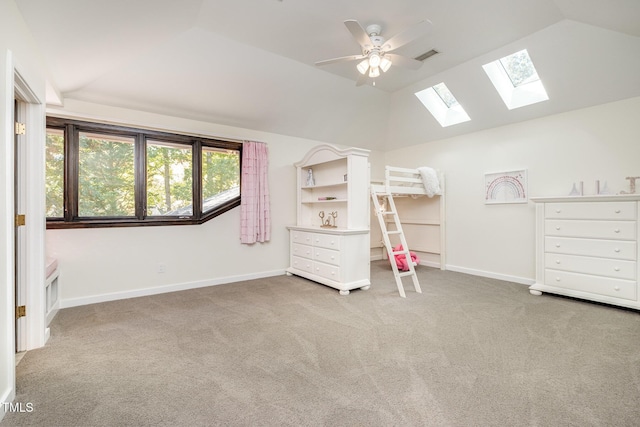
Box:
371 190 422 298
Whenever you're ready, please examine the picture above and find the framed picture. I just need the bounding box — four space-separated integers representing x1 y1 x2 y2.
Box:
484 169 528 204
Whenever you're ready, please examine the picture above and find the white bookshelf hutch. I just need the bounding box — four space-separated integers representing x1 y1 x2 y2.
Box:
286 144 371 295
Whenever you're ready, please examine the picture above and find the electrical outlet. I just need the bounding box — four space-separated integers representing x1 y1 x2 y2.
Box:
158 263 165 274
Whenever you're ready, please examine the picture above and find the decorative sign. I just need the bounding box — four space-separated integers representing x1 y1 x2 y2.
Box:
318 210 338 228
485 170 528 204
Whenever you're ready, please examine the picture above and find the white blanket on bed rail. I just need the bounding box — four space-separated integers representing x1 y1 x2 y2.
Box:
417 167 441 197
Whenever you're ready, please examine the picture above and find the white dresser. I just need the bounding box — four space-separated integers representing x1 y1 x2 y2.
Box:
287 226 370 295
530 195 640 310
286 144 371 295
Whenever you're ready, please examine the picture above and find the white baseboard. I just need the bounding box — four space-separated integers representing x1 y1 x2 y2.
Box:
59 269 286 308
59 265 533 309
371 254 441 269
445 264 534 286
420 260 441 269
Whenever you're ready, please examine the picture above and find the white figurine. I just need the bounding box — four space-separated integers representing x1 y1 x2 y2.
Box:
306 168 315 187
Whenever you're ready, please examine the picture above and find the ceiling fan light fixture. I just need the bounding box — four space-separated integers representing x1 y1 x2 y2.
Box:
317 19 433 86
356 59 369 75
369 52 381 68
380 56 392 72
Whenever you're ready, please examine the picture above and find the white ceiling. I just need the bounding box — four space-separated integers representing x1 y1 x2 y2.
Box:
15 0 640 150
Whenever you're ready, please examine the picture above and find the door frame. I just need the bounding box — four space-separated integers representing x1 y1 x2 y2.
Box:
14 98 25 352
13 65 47 351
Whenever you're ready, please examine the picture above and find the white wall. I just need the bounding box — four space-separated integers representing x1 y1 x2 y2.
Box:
0 0 47 418
383 96 640 283
46 99 385 306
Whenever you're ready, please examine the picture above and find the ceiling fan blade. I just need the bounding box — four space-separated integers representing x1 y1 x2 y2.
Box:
386 53 424 70
315 54 366 67
344 19 372 49
385 19 433 52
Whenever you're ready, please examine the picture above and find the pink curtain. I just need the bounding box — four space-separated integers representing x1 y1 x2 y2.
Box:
240 141 271 244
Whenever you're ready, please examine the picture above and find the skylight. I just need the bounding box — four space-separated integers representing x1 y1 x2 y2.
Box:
499 50 539 87
433 83 459 108
415 82 471 127
483 49 548 110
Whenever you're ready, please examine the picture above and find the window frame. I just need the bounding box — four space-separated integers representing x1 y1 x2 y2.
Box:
46 117 242 229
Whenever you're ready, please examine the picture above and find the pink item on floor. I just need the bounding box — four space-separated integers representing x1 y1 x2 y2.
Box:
389 244 420 271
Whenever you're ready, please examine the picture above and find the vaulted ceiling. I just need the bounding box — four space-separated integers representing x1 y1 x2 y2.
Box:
15 0 640 150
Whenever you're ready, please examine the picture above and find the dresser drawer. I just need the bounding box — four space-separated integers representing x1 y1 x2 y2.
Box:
291 230 314 245
545 219 636 240
312 233 341 250
545 201 636 220
545 253 636 280
545 236 636 260
313 261 340 281
545 269 637 300
291 243 313 260
314 247 340 266
291 256 313 274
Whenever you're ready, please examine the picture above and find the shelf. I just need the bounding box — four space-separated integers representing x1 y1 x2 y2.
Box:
302 199 347 204
302 181 347 190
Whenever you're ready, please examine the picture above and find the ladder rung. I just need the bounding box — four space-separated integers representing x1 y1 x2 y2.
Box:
381 211 397 215
386 231 401 235
391 250 410 256
398 271 415 278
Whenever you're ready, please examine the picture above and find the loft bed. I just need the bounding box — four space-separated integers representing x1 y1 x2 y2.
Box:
371 166 446 270
371 166 443 197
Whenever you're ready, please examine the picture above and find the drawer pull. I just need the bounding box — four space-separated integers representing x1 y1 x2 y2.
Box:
555 243 561 248
614 229 620 233
614 286 620 291
615 209 621 214
555 260 561 264
555 277 561 282
555 209 561 213
555 226 561 230
614 248 621 253
614 267 620 271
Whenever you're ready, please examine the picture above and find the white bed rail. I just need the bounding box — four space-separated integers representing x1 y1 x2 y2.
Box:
371 166 441 196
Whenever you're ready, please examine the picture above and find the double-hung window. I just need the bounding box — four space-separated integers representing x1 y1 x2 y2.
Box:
46 117 241 228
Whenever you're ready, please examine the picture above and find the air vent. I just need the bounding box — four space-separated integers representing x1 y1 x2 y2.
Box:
415 49 439 62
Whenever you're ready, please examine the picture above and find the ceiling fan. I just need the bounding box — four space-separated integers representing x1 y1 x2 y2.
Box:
315 19 433 86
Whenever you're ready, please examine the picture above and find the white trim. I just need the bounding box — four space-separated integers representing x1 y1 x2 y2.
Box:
14 66 46 351
14 69 41 104
445 264 534 286
60 270 287 308
370 254 440 269
1 50 17 422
